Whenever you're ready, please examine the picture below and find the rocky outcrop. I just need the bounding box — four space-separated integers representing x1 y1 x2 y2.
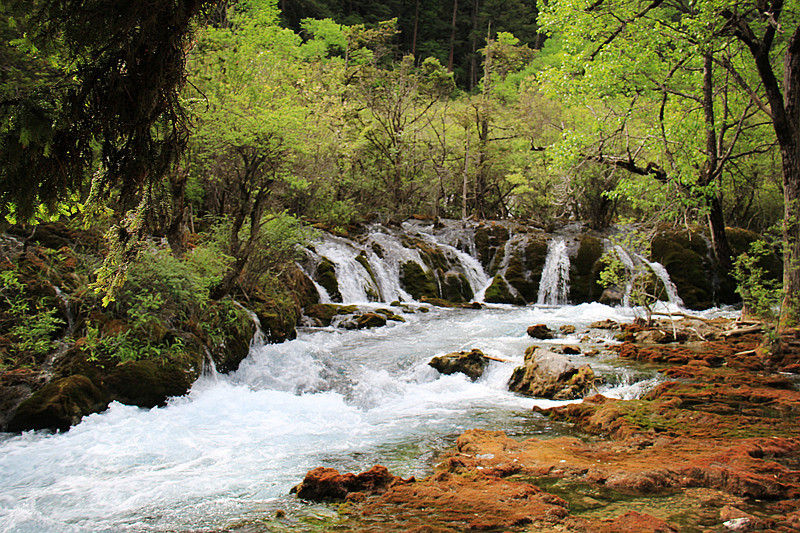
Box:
508 347 596 400
484 274 524 304
399 261 437 301
428 348 489 380
6 375 109 432
291 465 409 502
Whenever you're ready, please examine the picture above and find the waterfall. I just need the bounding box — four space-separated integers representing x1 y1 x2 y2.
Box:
233 301 266 349
537 238 571 305
637 255 684 307
612 245 684 307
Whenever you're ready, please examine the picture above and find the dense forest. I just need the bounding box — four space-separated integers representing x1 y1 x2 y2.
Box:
1 0 798 400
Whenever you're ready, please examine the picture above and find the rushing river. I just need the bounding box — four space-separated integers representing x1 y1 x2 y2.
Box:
1 303 671 532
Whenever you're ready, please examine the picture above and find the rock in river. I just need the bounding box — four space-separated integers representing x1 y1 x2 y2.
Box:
508 347 596 400
429 349 490 381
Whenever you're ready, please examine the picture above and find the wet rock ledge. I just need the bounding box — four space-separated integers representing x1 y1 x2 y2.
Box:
292 320 800 532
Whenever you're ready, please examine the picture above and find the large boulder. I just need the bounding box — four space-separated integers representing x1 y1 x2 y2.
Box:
429 349 490 380
508 347 596 400
313 257 342 302
104 359 200 408
6 375 109 432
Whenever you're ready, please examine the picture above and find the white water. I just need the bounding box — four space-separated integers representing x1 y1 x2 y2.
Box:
0 303 652 533
537 239 571 305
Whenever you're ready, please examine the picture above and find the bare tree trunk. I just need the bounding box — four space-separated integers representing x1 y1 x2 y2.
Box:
701 53 733 272
412 0 420 57
448 0 458 72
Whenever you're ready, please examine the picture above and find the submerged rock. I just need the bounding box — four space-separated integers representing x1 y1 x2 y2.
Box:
429 348 490 380
508 347 596 400
291 465 408 501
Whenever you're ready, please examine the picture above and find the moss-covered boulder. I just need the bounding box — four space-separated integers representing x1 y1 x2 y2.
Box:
314 257 342 303
104 359 201 408
505 254 538 303
355 252 381 301
474 223 510 272
483 275 524 305
356 313 387 329
429 348 489 381
400 261 438 300
303 303 359 326
441 271 473 302
6 375 109 432
203 301 256 373
570 235 604 303
286 264 320 308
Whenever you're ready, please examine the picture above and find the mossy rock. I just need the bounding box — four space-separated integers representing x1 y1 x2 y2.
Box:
484 275 525 305
355 252 381 301
651 230 715 309
523 234 549 280
314 257 342 303
286 264 320 308
303 303 359 326
6 375 109 432
429 349 489 381
441 271 473 303
401 236 450 273
374 308 406 322
203 301 256 373
474 223 510 271
505 255 537 303
570 235 604 303
355 313 387 329
104 359 201 408
400 261 438 300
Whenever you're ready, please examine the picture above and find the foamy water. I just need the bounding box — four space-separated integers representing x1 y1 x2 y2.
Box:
0 303 689 532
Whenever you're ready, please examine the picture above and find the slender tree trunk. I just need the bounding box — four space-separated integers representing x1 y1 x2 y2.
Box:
701 53 733 272
781 142 800 326
412 0 420 57
448 0 458 72
469 0 480 90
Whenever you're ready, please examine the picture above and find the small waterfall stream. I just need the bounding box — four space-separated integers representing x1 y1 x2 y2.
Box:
537 238 571 305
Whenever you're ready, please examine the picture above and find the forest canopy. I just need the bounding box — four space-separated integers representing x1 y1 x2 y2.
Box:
1 0 798 320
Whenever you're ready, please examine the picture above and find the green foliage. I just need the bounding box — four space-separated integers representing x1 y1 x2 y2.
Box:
733 238 782 319
87 241 231 362
0 270 64 367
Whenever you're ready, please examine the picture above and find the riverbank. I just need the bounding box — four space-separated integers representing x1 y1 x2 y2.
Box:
292 320 800 532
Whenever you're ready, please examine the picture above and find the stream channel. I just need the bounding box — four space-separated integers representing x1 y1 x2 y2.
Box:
1 302 690 532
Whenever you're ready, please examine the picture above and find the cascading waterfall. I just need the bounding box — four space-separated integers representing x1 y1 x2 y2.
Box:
537 238 571 305
636 255 684 307
612 244 684 307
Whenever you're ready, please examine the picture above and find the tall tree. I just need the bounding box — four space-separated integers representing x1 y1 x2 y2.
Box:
0 0 215 221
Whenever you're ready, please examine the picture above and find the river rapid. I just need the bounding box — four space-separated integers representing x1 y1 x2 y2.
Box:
0 302 671 533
